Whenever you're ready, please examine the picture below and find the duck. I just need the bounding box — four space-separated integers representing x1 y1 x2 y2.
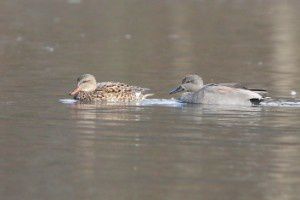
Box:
69 74 153 103
169 74 266 106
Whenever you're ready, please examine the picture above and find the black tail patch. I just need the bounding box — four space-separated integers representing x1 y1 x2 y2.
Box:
249 88 267 92
250 98 262 106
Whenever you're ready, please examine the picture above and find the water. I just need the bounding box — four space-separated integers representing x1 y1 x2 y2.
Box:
1 0 300 199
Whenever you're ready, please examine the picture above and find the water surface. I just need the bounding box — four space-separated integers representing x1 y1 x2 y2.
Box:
1 0 300 200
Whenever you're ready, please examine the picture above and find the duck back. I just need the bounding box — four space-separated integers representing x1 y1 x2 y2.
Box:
187 84 262 106
75 82 152 103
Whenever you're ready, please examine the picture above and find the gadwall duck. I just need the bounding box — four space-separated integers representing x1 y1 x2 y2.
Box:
69 74 153 103
169 74 266 106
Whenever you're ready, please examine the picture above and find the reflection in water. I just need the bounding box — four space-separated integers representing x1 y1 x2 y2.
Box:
70 104 97 199
70 103 145 199
264 137 300 200
70 103 144 124
189 104 263 125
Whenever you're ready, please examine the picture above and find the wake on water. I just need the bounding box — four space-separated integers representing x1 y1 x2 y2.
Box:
59 98 183 107
260 98 300 107
59 98 300 108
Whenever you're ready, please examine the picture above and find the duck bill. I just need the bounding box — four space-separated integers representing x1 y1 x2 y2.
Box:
169 85 185 94
69 87 81 96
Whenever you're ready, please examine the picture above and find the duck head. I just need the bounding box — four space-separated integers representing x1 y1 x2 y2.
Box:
69 74 97 96
169 74 204 94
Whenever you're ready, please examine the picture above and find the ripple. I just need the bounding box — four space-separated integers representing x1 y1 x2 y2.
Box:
138 98 184 107
59 98 184 107
59 99 77 104
59 98 300 108
261 99 300 107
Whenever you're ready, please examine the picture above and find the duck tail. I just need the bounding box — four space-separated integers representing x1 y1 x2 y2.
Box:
250 98 263 106
142 93 154 100
249 88 268 95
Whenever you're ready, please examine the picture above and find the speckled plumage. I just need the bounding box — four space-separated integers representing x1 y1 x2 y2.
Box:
71 77 153 103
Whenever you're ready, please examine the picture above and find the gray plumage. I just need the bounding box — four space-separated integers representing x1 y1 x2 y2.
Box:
170 74 265 106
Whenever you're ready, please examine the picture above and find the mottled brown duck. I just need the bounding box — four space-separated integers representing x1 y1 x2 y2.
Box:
69 74 153 103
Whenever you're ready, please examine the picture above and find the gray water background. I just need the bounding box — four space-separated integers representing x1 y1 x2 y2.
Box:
1 0 300 200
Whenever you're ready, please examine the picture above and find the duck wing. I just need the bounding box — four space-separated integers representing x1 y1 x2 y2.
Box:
97 82 150 93
201 84 263 106
96 82 153 100
219 82 267 95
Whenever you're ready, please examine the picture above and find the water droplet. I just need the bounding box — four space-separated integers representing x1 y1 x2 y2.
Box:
53 17 60 23
80 33 86 38
124 34 132 39
168 34 180 39
16 36 23 42
44 46 54 52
